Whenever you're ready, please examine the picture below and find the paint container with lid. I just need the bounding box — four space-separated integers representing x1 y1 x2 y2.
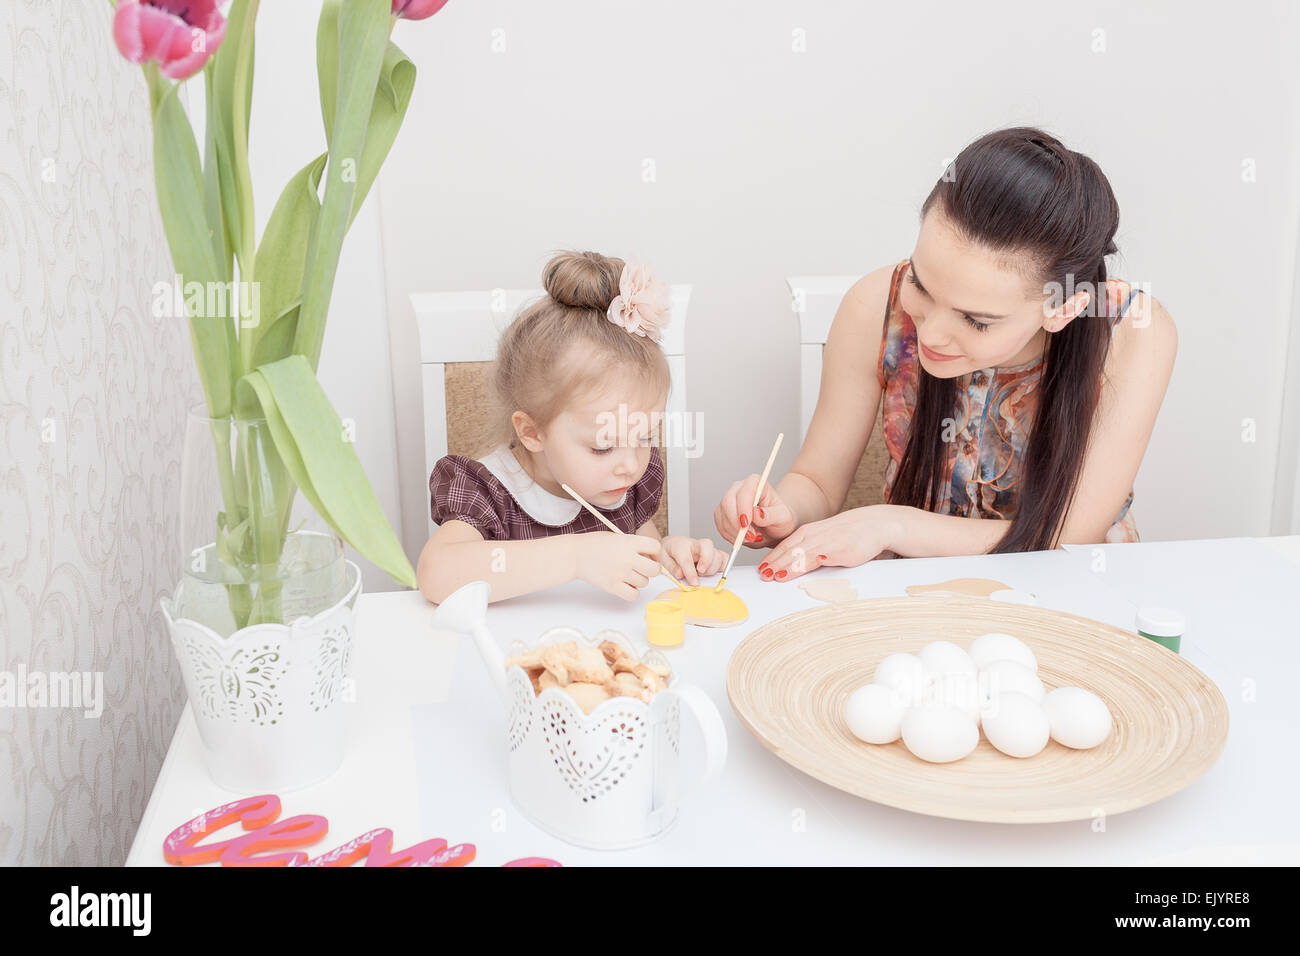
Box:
1136 607 1185 654
645 600 686 648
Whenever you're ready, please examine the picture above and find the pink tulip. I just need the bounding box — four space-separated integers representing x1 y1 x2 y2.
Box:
392 0 450 20
112 0 228 81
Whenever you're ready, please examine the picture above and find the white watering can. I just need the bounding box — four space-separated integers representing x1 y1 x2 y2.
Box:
430 581 727 850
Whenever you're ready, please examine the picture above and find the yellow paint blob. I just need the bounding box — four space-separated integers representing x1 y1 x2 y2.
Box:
653 585 749 627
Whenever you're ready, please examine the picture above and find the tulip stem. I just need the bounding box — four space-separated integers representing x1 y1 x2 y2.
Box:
231 0 260 375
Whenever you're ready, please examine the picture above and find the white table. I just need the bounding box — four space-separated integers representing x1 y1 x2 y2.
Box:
128 536 1300 866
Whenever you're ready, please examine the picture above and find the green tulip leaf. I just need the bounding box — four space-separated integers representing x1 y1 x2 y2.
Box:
295 0 392 371
148 71 236 419
202 65 232 282
236 355 417 589
251 152 328 365
211 0 258 271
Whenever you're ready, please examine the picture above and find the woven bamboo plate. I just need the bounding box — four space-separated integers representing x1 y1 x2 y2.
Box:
726 596 1229 823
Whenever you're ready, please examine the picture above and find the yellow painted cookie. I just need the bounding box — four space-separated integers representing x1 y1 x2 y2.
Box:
653 585 748 627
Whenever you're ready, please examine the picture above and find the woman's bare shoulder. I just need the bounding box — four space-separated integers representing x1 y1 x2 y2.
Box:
1105 285 1178 386
832 261 906 339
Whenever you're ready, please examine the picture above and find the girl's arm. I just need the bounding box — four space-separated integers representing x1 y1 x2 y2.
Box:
417 519 578 604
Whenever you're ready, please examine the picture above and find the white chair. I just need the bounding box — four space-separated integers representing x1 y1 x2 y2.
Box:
786 275 890 510
411 286 693 539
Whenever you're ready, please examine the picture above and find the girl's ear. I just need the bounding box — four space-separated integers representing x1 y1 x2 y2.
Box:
512 410 544 452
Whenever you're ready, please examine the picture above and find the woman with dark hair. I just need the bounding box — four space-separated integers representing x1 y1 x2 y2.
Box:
716 127 1178 577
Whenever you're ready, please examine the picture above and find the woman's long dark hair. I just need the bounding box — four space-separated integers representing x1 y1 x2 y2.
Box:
887 128 1120 553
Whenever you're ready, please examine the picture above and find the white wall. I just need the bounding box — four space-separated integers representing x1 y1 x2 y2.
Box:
214 1 1300 594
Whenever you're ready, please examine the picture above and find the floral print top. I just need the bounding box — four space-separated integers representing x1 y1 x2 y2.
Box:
876 259 1144 544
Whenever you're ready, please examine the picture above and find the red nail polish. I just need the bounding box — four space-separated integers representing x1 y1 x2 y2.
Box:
758 561 769 571
739 514 748 527
756 507 765 519
761 568 774 580
775 569 788 580
817 554 828 561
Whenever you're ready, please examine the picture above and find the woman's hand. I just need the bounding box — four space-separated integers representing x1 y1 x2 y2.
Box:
715 475 798 550
659 535 727 586
573 531 665 601
756 506 901 581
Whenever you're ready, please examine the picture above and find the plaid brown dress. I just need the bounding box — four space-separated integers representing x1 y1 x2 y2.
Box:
429 443 665 541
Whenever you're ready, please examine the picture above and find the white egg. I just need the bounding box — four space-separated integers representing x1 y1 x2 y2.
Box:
844 683 906 744
968 632 1038 672
873 653 931 706
1043 686 1113 749
979 659 1045 704
900 706 979 763
980 691 1050 758
921 671 982 725
918 641 977 679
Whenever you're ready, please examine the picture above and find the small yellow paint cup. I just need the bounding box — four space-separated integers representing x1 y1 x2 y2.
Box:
645 600 686 647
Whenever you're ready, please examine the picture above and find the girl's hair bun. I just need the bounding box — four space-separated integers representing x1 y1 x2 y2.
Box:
542 250 626 312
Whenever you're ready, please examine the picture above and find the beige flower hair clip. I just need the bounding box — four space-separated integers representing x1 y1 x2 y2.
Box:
606 260 672 343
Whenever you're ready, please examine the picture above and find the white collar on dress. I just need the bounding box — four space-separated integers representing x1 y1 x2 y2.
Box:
476 444 629 527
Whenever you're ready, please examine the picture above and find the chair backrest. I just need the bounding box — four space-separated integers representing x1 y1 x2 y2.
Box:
412 286 693 540
787 275 892 512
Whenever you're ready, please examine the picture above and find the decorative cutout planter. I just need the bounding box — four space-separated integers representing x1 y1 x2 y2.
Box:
161 557 361 792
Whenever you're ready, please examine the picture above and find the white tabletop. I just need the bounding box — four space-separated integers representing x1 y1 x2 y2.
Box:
128 535 1300 866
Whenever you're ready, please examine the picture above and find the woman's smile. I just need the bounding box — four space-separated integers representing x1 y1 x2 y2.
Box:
920 341 963 362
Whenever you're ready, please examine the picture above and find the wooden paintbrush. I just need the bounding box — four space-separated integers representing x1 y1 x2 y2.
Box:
715 432 784 592
560 483 688 591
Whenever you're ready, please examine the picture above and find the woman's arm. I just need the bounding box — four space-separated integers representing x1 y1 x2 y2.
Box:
779 267 892 525
754 295 1177 575
723 266 894 546
1057 295 1178 545
755 503 1009 578
878 504 1010 557
416 519 578 604
881 296 1177 554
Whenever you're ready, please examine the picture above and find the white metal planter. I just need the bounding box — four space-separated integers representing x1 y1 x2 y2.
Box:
160 559 362 792
432 581 728 850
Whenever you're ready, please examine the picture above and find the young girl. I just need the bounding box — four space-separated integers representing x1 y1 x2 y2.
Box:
715 127 1178 579
419 250 725 604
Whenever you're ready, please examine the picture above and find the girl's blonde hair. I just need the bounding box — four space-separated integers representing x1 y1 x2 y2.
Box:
488 250 672 452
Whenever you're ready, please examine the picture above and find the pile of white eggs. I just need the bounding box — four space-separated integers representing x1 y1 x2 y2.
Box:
843 633 1112 763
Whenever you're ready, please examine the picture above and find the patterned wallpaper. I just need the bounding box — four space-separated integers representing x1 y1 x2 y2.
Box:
0 0 200 865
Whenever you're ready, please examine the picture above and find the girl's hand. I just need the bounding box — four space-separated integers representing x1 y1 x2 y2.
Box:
659 535 727 587
573 532 665 601
756 506 899 582
714 475 797 550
